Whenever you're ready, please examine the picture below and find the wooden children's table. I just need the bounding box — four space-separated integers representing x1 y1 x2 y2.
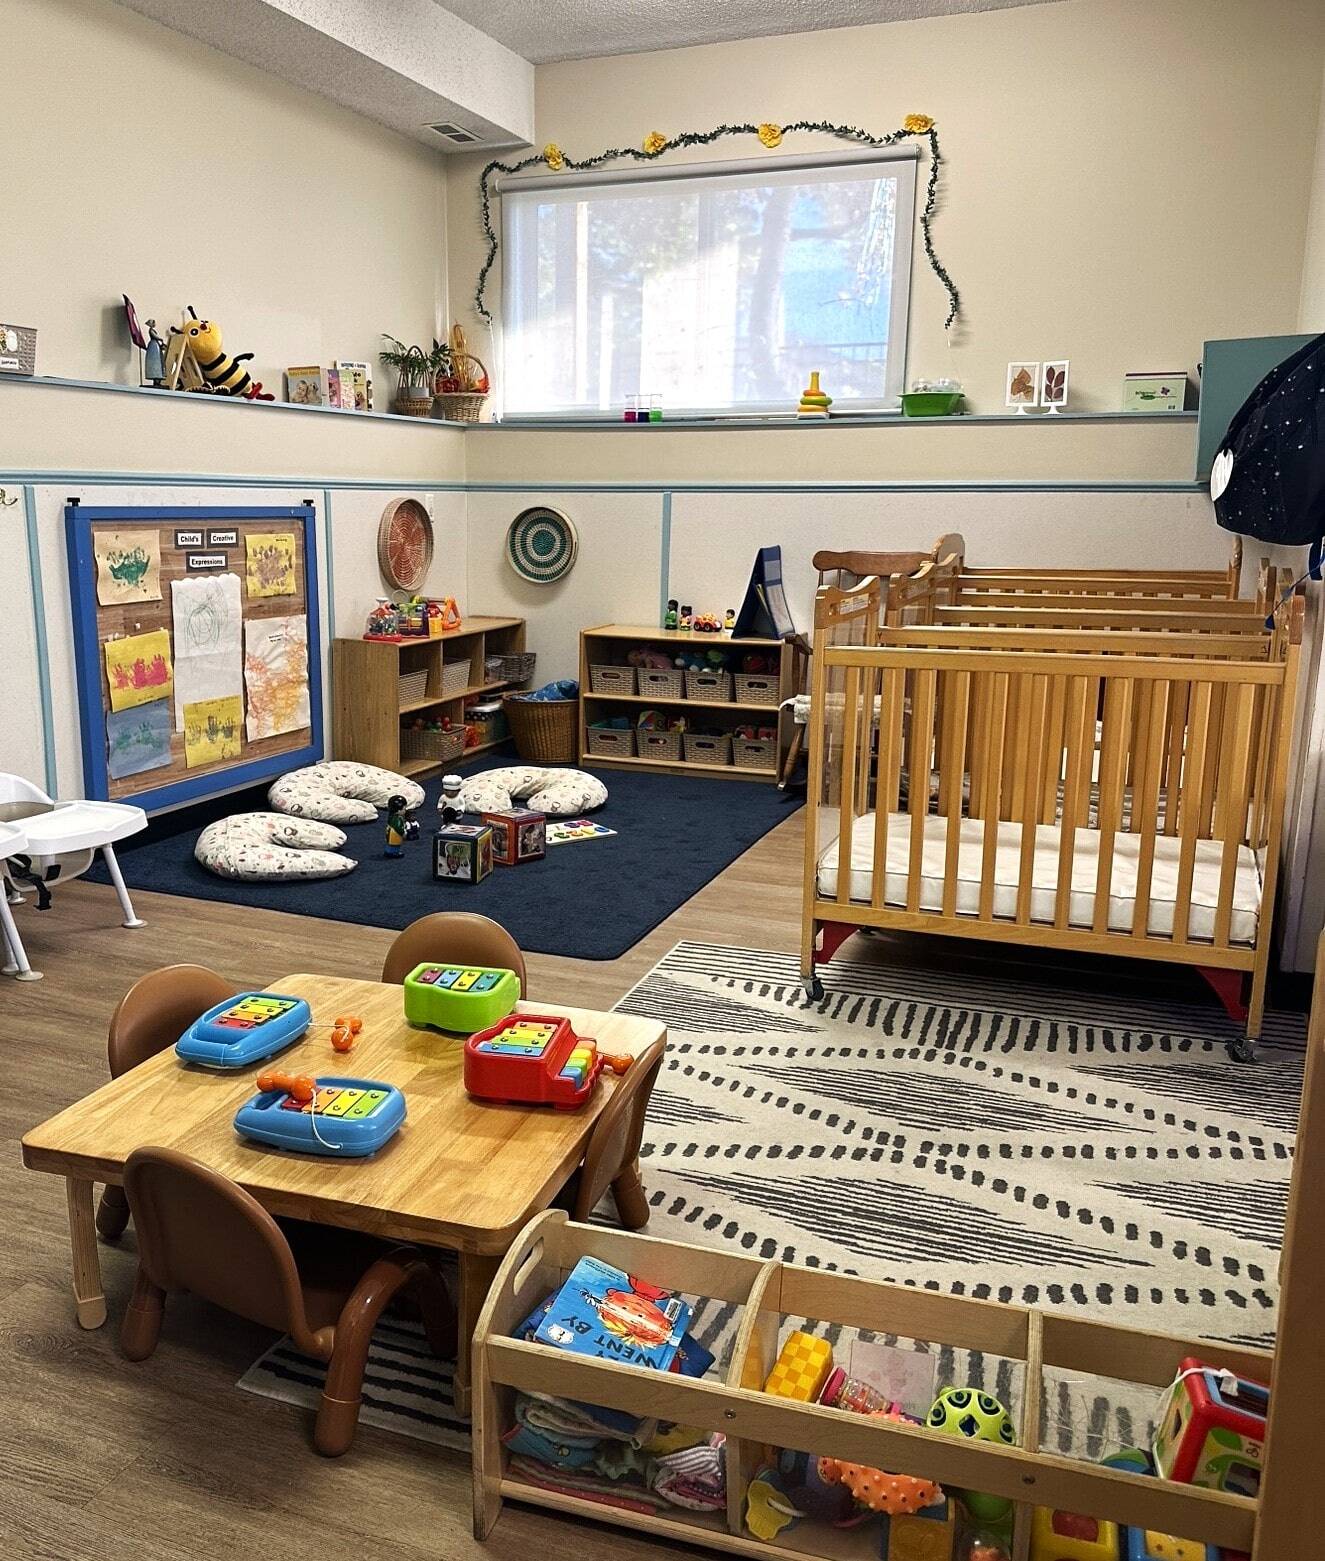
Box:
20 972 665 1413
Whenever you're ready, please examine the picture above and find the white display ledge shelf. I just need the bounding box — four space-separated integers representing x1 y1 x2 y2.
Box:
476 410 1198 431
4 376 1194 433
4 374 469 428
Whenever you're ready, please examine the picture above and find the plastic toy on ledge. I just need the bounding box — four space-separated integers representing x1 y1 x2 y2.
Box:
797 369 832 419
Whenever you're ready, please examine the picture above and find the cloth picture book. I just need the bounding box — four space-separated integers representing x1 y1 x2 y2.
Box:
533 1255 692 1372
733 544 796 640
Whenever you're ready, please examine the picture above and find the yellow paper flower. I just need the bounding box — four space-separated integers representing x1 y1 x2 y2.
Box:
643 131 668 156
903 113 935 134
543 142 565 171
757 122 783 148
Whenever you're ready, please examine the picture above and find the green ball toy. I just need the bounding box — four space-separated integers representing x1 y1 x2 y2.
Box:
926 1387 1016 1445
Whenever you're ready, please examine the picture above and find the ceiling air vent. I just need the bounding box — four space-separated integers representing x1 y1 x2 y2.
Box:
427 121 480 143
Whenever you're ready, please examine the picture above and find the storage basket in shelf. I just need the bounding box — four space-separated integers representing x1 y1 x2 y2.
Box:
398 668 431 704
685 669 732 702
474 1211 1274 1561
432 351 490 423
638 666 685 700
590 664 637 696
499 651 537 682
586 727 636 759
638 729 683 763
683 733 732 765
732 736 777 771
399 727 465 765
485 655 505 681
502 692 577 764
734 673 779 707
441 659 473 696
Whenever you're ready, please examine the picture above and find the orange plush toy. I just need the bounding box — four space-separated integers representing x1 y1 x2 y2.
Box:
818 1410 943 1516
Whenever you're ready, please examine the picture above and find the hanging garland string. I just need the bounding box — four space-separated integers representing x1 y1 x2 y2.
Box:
474 115 959 331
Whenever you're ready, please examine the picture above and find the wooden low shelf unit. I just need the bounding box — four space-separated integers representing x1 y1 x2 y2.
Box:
579 624 800 783
474 1210 1302 1561
333 616 527 778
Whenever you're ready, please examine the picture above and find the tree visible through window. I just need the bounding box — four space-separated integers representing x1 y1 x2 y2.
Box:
501 152 917 416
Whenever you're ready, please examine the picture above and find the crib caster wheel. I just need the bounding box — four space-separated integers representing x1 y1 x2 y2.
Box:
805 976 825 1002
1228 1038 1258 1064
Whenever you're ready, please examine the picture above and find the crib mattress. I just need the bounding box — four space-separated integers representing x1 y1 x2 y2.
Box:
817 812 1262 945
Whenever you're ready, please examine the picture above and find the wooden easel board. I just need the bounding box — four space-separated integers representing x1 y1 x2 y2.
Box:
65 503 323 811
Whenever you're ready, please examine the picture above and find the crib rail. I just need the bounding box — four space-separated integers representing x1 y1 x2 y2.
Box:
803 599 1303 1034
955 573 1234 599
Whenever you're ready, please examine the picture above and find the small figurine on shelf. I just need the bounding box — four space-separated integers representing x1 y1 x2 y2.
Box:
663 598 679 630
679 604 693 631
144 320 167 386
384 794 410 858
797 369 832 419
724 607 736 631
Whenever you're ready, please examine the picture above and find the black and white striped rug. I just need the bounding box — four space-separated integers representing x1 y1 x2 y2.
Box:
622 942 1303 1351
238 940 1301 1448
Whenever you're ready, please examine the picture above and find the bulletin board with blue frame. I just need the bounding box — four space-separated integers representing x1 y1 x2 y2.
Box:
65 502 324 812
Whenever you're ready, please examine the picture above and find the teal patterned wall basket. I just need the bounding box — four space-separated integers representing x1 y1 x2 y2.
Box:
505 506 578 583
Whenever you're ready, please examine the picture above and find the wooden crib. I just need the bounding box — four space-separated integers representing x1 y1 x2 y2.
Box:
800 577 1303 1052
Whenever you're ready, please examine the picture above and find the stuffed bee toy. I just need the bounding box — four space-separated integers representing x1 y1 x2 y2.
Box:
180 307 273 399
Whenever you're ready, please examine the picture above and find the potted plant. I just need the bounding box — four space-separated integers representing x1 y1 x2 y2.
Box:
379 335 434 416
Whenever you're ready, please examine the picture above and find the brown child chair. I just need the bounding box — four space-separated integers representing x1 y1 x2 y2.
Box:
96 963 240 1240
121 1146 456 1456
380 911 528 994
558 1037 667 1229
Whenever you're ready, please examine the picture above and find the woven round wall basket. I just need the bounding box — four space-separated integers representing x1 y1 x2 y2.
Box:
506 506 578 584
378 497 434 592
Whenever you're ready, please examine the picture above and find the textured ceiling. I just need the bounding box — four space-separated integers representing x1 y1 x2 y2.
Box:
437 0 1064 64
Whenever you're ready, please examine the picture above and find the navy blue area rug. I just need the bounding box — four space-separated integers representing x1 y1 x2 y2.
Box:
89 758 801 960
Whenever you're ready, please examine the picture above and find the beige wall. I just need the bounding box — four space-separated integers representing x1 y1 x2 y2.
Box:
1302 54 1325 331
447 0 1325 429
4 0 447 396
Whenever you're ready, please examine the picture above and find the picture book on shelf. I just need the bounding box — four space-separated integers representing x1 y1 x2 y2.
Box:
284 365 323 406
532 1255 691 1372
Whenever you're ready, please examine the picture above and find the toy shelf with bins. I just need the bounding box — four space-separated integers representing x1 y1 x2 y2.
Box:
332 617 527 778
474 1210 1284 1561
578 624 803 783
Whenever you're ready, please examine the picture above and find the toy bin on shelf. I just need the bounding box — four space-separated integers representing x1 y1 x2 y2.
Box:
685 669 732 701
590 664 638 696
399 727 465 765
472 1211 1275 1561
732 736 777 772
638 730 683 763
734 673 780 707
683 733 732 766
587 728 636 759
638 667 685 700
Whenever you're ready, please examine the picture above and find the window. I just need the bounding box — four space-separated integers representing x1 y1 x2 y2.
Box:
499 148 917 418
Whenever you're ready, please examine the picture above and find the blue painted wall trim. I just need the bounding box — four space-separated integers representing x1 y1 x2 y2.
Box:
658 492 672 625
22 485 58 797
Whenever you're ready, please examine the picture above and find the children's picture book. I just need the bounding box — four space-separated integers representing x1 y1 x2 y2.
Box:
334 359 372 412
284 365 323 406
533 1255 691 1372
547 818 617 845
733 544 796 640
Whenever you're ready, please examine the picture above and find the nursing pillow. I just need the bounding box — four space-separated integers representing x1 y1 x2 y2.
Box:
268 761 425 825
195 813 356 881
456 765 608 818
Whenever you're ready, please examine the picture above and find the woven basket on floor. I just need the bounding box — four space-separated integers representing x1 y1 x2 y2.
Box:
502 692 577 764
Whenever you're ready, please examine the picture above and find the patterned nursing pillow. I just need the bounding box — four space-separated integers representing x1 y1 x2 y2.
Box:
268 761 426 825
455 765 608 818
195 813 356 881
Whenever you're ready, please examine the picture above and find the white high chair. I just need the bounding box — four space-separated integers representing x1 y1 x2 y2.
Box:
0 774 149 980
0 821 37 979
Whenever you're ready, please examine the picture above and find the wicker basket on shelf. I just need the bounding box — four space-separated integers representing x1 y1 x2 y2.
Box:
502 692 577 764
392 345 435 417
399 727 466 765
433 351 490 424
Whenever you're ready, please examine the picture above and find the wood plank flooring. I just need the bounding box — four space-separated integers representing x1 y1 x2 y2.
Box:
1 808 1300 1560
